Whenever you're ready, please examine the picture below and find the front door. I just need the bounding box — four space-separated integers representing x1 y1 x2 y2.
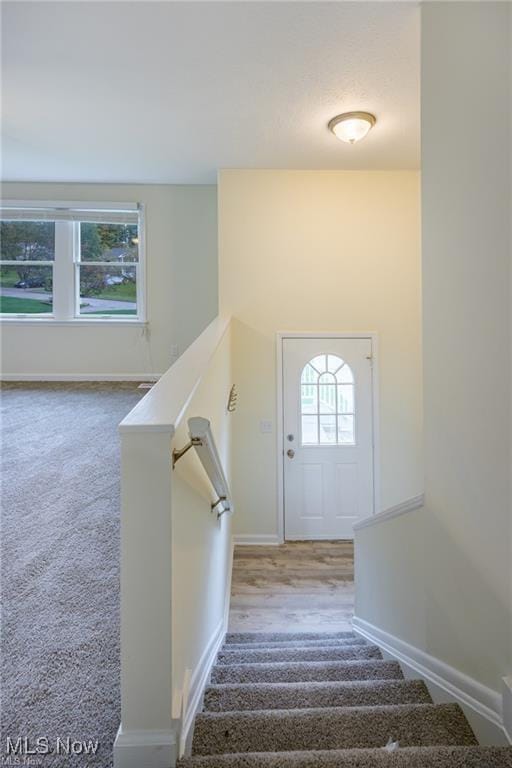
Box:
282 336 374 540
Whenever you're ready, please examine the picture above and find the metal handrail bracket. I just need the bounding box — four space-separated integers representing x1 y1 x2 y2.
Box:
171 417 233 518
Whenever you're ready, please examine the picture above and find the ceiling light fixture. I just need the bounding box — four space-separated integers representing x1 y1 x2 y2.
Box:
328 111 376 144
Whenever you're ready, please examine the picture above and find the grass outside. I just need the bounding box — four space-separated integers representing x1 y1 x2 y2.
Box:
0 296 52 314
82 309 137 315
0 296 136 315
1 270 136 302
91 282 136 302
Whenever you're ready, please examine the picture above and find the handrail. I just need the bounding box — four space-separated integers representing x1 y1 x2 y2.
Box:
172 416 233 518
353 494 424 531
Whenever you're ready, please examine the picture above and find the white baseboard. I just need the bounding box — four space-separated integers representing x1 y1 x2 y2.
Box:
232 534 281 546
285 534 352 541
1 373 161 382
353 616 509 743
113 726 177 768
503 677 512 742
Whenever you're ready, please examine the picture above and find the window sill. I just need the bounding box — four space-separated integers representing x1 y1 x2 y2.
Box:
0 317 147 327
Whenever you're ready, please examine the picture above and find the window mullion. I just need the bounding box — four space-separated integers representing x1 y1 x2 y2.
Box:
52 221 74 320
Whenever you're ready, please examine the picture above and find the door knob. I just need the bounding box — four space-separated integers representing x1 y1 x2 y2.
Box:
287 449 295 459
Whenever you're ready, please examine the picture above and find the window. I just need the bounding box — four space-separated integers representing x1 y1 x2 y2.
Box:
0 202 144 321
300 354 355 445
0 221 55 314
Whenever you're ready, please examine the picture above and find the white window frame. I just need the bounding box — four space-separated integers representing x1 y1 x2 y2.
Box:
0 200 146 325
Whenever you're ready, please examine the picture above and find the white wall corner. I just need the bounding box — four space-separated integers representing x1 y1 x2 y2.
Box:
113 726 178 768
503 677 512 743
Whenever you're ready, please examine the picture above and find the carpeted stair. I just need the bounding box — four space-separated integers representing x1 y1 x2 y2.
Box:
178 631 512 767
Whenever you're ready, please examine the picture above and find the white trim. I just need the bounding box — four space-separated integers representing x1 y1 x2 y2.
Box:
352 616 508 738
2 199 138 212
503 677 512 742
276 331 380 543
276 334 285 544
353 494 425 531
138 203 147 324
0 319 147 326
369 334 381 512
232 534 281 546
0 373 161 382
179 619 226 757
285 534 358 541
113 726 177 768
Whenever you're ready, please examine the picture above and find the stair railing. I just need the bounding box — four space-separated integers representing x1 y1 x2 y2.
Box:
172 416 233 518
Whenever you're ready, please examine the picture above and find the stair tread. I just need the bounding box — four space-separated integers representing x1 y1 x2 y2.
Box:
223 638 368 650
192 703 477 755
179 745 512 767
217 644 382 665
204 679 432 711
211 659 404 684
225 631 359 644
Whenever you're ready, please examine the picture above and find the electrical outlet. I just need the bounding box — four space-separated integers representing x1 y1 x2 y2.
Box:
260 420 272 434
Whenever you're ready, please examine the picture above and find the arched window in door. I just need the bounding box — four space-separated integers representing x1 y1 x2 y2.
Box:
300 354 355 445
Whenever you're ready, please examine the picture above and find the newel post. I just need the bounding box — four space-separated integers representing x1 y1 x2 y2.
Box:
114 426 178 768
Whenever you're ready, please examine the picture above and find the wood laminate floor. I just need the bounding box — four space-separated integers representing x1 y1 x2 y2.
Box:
228 540 354 633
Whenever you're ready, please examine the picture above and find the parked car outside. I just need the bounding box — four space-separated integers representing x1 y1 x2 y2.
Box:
14 277 46 288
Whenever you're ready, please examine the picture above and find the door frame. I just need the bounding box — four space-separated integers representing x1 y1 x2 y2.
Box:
276 331 380 543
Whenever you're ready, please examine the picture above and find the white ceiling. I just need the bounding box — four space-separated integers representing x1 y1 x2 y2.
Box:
1 2 420 184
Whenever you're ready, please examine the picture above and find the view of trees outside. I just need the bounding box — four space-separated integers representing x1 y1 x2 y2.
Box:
0 222 55 313
0 221 138 315
78 223 138 315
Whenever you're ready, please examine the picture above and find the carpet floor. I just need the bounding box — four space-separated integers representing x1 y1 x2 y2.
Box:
1 382 145 767
178 632 512 768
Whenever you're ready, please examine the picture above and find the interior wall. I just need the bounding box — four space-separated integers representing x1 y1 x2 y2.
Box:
219 170 422 538
0 182 218 377
356 0 511 702
421 1 511 692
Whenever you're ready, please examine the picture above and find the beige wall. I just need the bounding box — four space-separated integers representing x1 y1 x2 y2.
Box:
356 1 511 704
1 182 218 377
219 170 422 537
421 1 511 692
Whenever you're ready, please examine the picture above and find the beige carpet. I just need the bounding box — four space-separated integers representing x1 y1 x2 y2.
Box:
1 382 145 767
178 632 512 767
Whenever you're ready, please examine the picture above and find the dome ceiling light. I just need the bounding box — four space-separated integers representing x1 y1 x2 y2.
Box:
328 111 376 144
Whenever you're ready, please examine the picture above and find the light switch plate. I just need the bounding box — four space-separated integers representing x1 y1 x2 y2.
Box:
260 420 272 434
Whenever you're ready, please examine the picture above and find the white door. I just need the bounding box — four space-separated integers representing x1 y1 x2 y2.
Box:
282 337 374 540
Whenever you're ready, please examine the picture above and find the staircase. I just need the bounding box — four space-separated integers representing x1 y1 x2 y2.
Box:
178 631 512 767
